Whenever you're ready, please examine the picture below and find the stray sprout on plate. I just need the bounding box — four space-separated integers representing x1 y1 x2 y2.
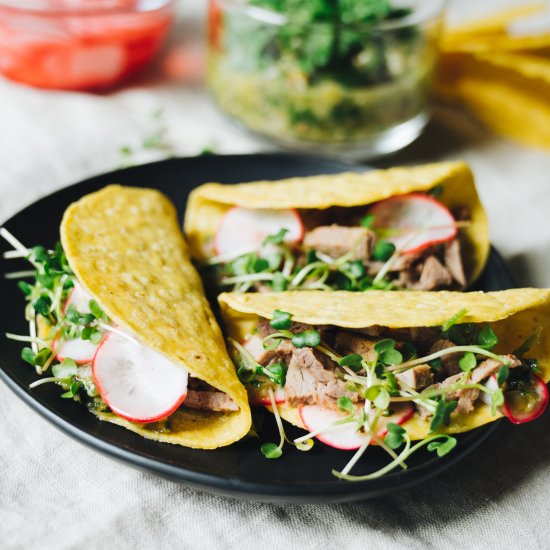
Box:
229 308 547 480
203 189 471 294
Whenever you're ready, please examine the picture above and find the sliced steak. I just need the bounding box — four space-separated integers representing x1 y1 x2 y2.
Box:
244 334 294 366
334 331 377 363
182 390 239 412
284 347 358 409
429 339 462 378
396 364 434 391
415 256 453 290
384 327 440 347
303 225 375 261
257 318 318 338
444 239 466 287
470 354 521 384
440 373 480 415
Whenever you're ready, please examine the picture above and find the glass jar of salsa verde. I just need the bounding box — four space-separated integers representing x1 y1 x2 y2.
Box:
207 0 446 160
0 0 175 91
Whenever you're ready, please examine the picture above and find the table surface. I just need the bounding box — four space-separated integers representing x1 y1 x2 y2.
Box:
1 1 550 549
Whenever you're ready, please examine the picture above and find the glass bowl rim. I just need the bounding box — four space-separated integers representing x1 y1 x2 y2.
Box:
0 0 175 15
213 0 447 31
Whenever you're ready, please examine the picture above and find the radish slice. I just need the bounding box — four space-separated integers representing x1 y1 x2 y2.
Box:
54 336 101 365
502 373 548 424
248 386 285 406
369 194 457 254
92 332 188 424
299 402 414 451
54 282 100 363
482 373 548 424
63 282 93 314
214 207 304 256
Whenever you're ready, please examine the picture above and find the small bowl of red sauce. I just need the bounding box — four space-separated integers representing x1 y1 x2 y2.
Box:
0 0 175 91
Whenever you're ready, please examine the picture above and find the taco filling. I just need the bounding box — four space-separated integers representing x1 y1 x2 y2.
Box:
1 185 251 450
229 308 547 479
202 190 470 293
2 235 238 429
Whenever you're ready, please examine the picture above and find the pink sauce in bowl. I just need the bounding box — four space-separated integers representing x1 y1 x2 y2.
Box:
0 0 175 90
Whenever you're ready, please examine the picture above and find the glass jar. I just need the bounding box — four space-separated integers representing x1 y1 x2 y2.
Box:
0 0 175 91
207 0 446 160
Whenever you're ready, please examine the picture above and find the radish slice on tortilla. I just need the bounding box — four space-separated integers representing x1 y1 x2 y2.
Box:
54 336 101 365
92 332 188 423
214 207 303 256
248 386 285 406
63 282 93 314
54 282 100 363
482 373 548 424
502 373 548 424
369 193 457 254
299 402 414 451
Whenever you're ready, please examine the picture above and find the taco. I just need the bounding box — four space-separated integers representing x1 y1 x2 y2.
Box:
219 289 549 479
2 185 251 449
185 161 489 294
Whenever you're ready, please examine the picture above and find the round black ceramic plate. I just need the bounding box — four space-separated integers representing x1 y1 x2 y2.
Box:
0 154 511 503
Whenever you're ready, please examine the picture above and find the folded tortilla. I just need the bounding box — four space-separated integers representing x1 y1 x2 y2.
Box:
184 161 489 285
60 185 251 449
218 289 550 440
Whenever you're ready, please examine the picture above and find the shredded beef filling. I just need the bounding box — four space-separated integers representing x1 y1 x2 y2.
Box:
249 318 522 420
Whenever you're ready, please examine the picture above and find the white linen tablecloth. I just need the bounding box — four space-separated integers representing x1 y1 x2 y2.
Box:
1 1 550 548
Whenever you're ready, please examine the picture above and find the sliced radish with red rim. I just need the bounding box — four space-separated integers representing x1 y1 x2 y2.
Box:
92 332 188 424
502 373 548 424
54 337 101 365
63 281 93 314
299 402 414 451
214 207 304 256
248 386 285 406
369 193 457 254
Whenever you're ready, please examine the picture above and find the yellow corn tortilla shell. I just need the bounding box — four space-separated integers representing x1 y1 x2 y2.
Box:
442 4 549 54
60 185 251 449
437 52 550 149
218 289 550 440
184 161 489 285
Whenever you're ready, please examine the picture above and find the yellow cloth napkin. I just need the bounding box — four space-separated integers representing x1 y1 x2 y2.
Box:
437 4 550 149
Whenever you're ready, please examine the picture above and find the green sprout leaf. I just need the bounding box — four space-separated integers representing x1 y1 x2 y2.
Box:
337 396 355 414
384 423 406 449
263 361 287 387
459 351 477 373
292 330 321 349
372 240 396 262
360 213 375 228
52 359 78 379
491 388 504 416
374 388 390 410
33 348 52 367
338 354 363 372
514 328 542 357
344 260 366 279
478 325 498 350
441 308 468 333
427 435 457 457
270 310 293 330
32 296 52 317
497 364 510 386
271 272 288 292
65 306 80 324
18 281 33 296
374 339 402 365
260 442 282 459
21 347 36 366
263 228 289 246
430 399 458 432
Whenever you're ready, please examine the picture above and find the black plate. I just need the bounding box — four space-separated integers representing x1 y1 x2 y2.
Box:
0 154 511 503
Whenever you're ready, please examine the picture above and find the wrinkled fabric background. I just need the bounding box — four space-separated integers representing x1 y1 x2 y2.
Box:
1 1 550 549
